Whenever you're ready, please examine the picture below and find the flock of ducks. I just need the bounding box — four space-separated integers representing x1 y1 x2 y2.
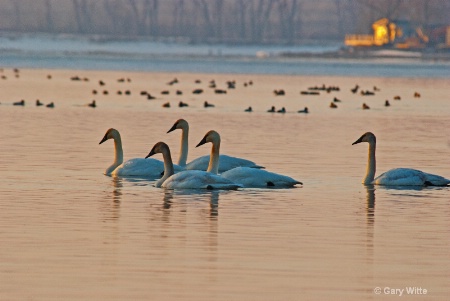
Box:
1 68 96 108
146 79 420 113
11 99 55 108
100 119 450 190
2 68 422 114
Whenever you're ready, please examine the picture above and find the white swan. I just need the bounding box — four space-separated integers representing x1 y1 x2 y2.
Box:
146 141 241 190
197 130 302 188
99 128 182 177
221 167 302 188
352 132 450 186
167 119 264 172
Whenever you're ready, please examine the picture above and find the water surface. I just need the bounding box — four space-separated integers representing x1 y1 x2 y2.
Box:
1 34 450 78
0 68 449 300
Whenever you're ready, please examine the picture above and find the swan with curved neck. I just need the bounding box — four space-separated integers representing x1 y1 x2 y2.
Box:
145 142 175 187
352 132 450 186
167 119 189 166
197 131 302 188
146 141 241 190
99 128 125 175
99 128 182 177
196 130 221 174
167 119 264 172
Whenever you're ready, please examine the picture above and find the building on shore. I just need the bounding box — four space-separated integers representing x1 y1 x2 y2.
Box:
345 18 450 50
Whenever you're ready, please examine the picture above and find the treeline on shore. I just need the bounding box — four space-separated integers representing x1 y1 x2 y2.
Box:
0 0 448 44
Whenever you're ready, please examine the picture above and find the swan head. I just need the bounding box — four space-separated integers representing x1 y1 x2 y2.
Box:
145 141 170 159
196 130 220 147
99 128 120 144
352 132 376 145
167 119 188 133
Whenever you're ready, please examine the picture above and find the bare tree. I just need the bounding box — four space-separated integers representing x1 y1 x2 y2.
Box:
44 0 55 32
275 0 299 44
250 0 276 43
9 0 22 31
148 0 159 36
127 0 148 35
103 0 134 35
407 0 450 29
0 0 447 44
194 0 215 39
214 0 224 41
72 0 96 34
359 0 404 21
332 0 344 37
235 0 250 41
171 0 186 36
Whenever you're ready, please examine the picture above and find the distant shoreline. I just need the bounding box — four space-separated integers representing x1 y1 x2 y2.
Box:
280 47 450 61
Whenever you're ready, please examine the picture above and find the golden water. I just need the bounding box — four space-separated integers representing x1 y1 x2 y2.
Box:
0 69 449 300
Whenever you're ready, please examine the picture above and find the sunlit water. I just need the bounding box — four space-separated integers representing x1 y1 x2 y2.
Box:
0 67 449 300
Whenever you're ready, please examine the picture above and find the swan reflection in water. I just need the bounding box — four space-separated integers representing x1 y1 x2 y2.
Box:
364 184 429 233
365 184 375 225
98 177 123 222
159 189 221 262
364 185 375 269
112 177 123 204
161 189 221 219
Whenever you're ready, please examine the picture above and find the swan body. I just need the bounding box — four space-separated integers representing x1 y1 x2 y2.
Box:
374 168 450 186
99 128 182 177
109 158 165 177
161 170 241 190
146 142 241 190
352 132 450 186
197 130 301 188
186 154 264 173
221 167 302 188
167 119 264 172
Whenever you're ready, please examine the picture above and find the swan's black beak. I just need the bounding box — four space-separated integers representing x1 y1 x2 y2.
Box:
99 134 108 144
145 147 157 159
196 135 208 147
167 122 178 133
352 136 363 145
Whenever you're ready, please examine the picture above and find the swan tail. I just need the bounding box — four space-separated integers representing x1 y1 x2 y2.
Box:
423 173 450 186
252 165 265 169
267 180 302 187
204 184 242 190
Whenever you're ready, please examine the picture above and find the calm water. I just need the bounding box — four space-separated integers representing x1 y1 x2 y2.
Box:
0 66 449 300
1 34 450 78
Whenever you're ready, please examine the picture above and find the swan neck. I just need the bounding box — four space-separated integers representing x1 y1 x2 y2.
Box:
364 141 376 184
157 147 175 187
207 139 220 174
106 134 124 175
178 126 189 166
